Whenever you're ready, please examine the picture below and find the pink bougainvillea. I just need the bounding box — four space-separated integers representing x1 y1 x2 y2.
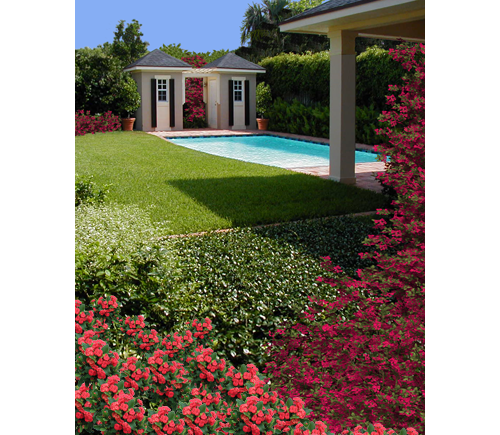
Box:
265 43 425 434
182 55 207 124
75 110 121 136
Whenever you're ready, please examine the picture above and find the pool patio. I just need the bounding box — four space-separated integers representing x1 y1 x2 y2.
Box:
148 129 386 193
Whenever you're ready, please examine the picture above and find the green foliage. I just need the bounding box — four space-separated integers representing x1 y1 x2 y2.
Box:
111 19 149 67
256 82 272 118
159 43 229 64
183 115 208 129
288 0 324 14
259 51 330 105
75 203 173 331
355 104 389 145
75 174 110 207
75 46 140 115
267 98 329 138
115 75 141 118
75 46 120 113
163 215 379 369
356 46 405 112
237 0 328 63
355 38 404 55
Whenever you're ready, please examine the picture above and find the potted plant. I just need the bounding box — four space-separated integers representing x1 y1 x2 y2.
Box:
116 75 141 131
256 82 272 130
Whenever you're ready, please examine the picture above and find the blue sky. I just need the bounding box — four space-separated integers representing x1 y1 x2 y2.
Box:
76 0 255 53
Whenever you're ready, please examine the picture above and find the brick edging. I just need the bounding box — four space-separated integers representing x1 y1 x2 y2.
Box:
159 211 378 241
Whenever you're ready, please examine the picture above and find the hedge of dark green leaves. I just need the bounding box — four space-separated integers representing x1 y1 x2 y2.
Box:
259 46 405 113
355 104 389 146
267 99 387 145
267 98 329 138
163 216 380 369
259 51 330 106
355 46 405 112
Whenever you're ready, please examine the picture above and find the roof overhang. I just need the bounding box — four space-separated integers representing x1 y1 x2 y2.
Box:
280 0 424 41
123 66 193 73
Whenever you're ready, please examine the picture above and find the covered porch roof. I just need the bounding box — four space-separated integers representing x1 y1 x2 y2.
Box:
279 0 424 185
280 0 425 41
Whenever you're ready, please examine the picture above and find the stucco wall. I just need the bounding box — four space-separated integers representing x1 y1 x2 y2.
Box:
132 70 185 132
218 73 257 130
130 72 143 131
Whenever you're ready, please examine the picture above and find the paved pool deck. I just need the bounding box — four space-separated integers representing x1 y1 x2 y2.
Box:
148 129 385 193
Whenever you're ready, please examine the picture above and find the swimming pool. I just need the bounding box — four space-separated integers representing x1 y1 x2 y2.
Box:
165 134 379 168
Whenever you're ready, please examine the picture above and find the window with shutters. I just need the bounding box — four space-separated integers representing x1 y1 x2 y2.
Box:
158 79 168 102
233 80 243 102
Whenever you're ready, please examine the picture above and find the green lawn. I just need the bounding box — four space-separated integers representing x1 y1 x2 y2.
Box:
76 131 386 234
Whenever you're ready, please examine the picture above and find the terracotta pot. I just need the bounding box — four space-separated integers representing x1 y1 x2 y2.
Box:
121 118 136 131
257 118 269 131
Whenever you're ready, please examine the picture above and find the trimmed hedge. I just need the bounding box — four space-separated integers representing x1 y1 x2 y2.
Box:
259 46 406 114
259 51 330 106
356 46 405 112
267 98 329 138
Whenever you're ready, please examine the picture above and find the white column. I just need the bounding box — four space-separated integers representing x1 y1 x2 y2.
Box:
328 30 357 184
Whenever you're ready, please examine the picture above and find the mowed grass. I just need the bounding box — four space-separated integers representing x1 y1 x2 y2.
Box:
76 131 386 234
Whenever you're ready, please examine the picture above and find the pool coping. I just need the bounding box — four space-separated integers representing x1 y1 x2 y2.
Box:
150 129 377 153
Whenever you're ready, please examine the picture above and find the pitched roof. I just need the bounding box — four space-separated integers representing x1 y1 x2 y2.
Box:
204 53 265 71
281 0 379 25
124 49 192 70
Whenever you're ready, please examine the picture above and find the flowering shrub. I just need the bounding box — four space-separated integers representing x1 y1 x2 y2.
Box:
265 43 425 434
182 55 207 125
75 296 418 435
76 110 121 136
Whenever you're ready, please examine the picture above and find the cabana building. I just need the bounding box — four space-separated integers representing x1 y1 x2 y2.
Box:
123 50 265 132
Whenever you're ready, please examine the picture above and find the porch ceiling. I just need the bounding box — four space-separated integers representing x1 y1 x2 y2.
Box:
280 0 424 41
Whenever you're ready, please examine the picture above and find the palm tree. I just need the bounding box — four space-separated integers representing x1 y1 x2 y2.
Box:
237 0 328 62
240 3 266 45
240 0 291 52
263 0 290 24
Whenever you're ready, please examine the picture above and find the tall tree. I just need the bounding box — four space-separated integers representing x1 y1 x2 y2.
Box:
237 0 328 63
111 19 149 67
240 3 266 45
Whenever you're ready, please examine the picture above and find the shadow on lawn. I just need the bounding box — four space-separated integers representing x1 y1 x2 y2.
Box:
166 173 384 228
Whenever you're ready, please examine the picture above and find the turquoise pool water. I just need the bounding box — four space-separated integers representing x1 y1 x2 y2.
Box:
165 135 379 168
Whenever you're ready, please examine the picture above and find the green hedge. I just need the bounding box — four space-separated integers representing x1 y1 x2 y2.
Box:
267 98 387 145
356 46 405 112
355 104 389 145
258 46 405 113
267 98 329 138
259 51 330 105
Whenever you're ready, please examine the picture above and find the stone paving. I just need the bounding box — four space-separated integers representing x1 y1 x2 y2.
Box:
148 129 385 193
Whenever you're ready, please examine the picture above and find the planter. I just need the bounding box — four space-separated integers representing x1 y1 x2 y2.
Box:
257 118 269 131
121 118 136 131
